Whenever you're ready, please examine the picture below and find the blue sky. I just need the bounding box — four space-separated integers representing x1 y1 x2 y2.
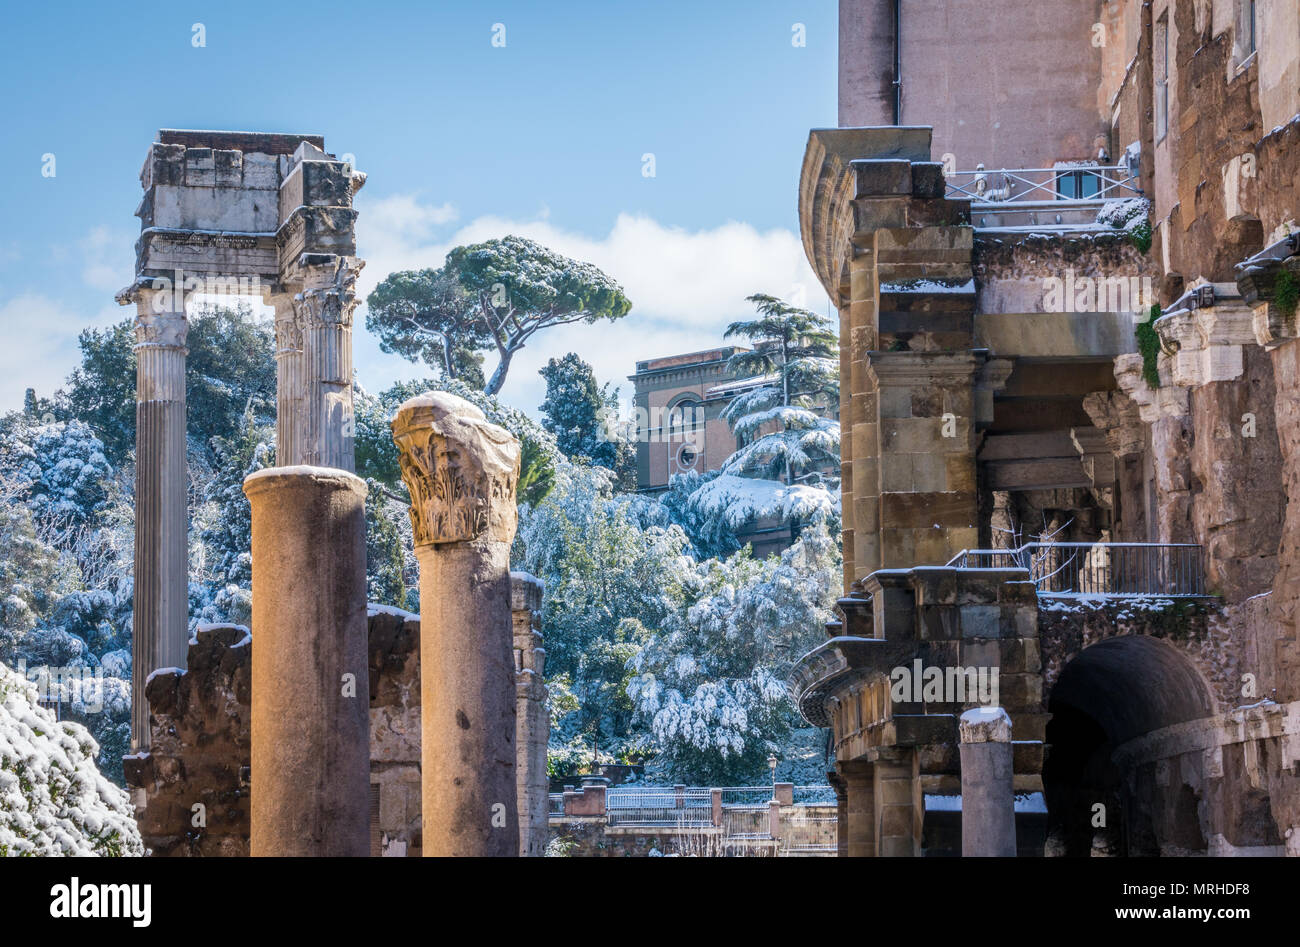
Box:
0 0 835 417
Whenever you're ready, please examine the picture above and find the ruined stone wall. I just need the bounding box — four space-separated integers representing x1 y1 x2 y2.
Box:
125 602 545 856
123 624 251 857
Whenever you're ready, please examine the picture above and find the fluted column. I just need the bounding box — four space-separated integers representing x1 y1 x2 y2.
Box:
130 285 189 750
270 291 304 466
512 572 548 856
392 392 521 857
295 257 362 470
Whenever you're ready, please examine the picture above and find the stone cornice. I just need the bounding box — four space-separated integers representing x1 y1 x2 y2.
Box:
798 127 934 305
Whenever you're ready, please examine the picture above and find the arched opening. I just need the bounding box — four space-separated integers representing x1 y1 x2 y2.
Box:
1042 635 1215 856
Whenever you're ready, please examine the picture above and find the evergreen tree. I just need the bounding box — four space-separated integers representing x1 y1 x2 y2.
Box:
367 236 632 395
720 293 840 484
538 353 633 489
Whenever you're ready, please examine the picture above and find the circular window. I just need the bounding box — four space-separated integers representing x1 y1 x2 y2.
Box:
677 443 699 470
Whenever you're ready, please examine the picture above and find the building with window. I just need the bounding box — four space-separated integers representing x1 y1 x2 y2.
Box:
794 0 1299 857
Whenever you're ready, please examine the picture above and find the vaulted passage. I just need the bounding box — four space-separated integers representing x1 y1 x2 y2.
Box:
1043 636 1215 856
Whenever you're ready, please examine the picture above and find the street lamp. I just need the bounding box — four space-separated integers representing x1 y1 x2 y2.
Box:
768 753 778 800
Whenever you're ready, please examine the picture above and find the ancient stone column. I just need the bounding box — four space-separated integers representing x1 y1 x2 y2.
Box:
243 466 370 856
511 571 548 857
958 706 1017 857
294 256 362 470
128 284 190 750
391 392 522 857
269 291 305 466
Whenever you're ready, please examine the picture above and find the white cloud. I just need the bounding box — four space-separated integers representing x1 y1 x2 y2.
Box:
79 225 136 293
0 294 122 408
353 195 830 417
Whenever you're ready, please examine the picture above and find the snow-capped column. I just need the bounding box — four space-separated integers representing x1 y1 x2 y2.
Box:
392 392 521 857
129 283 189 751
243 466 370 856
270 290 305 466
512 572 548 856
295 256 362 470
958 706 1016 857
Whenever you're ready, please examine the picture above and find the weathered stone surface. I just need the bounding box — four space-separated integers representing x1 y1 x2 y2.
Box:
394 393 522 857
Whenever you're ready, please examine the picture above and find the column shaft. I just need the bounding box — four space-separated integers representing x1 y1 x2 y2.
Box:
393 392 523 857
245 467 370 856
959 707 1017 857
131 292 189 750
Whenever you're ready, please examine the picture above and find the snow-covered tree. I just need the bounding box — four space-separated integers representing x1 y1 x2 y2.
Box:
627 521 840 784
194 407 272 628
1 419 113 545
514 462 695 767
539 352 634 488
720 293 839 484
366 235 633 395
0 660 142 856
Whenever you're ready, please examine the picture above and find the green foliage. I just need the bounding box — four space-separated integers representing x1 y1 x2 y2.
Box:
1275 270 1299 320
368 235 632 395
1128 218 1152 254
364 482 409 609
719 293 840 484
365 268 488 386
58 322 137 465
1137 304 1162 389
539 353 634 488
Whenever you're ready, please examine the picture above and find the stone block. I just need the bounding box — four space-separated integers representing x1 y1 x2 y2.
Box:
960 604 1001 639
853 159 913 196
910 162 947 199
214 149 242 187
184 147 215 187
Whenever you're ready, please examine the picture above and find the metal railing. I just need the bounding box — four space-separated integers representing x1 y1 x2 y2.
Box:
605 787 713 827
548 793 565 816
944 164 1142 206
946 542 1206 598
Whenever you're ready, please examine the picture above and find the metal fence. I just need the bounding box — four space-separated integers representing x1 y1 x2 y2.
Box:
946 542 1206 598
944 164 1142 205
605 787 713 827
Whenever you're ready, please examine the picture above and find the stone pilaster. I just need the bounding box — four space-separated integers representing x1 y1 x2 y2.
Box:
873 750 919 857
293 255 362 471
837 300 855 591
868 351 981 568
848 251 880 582
511 571 548 857
392 392 522 857
840 760 875 857
126 284 190 751
243 467 370 856
958 707 1016 857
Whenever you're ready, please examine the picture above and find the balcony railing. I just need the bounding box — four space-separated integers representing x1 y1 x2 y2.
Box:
944 164 1142 206
946 542 1206 598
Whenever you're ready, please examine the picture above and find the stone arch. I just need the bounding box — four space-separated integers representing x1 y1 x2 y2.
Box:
1042 635 1218 856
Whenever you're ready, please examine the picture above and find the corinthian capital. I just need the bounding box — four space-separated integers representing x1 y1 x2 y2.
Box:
297 255 364 329
391 392 520 546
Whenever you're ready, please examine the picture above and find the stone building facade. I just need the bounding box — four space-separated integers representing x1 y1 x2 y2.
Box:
792 0 1300 855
